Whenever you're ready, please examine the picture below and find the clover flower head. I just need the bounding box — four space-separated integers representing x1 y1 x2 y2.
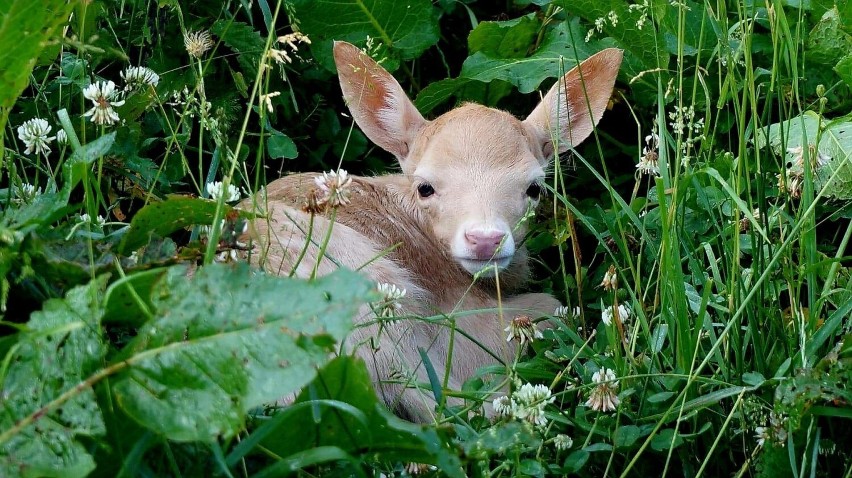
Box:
121 66 160 91
82 81 125 125
505 315 544 346
374 282 407 318
17 118 55 155
314 169 352 208
207 180 241 202
184 30 214 58
585 368 620 412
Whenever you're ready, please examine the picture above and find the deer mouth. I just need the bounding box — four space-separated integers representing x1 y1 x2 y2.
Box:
456 254 513 275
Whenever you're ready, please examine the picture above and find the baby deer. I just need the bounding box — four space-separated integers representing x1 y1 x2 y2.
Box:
242 41 622 422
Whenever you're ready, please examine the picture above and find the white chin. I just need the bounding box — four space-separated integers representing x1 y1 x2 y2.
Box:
457 256 513 276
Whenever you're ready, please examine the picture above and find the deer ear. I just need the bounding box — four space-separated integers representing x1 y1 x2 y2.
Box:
333 41 427 165
523 48 623 160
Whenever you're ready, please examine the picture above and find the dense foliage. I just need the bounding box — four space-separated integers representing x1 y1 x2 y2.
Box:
1 0 851 476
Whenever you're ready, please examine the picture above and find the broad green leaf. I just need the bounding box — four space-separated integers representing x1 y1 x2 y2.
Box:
210 20 266 78
742 371 766 387
613 425 644 448
118 196 236 255
461 421 541 458
267 131 298 159
755 111 852 199
459 19 600 94
0 0 74 110
834 54 852 87
650 428 684 451
260 356 465 477
467 13 540 58
551 0 669 77
112 265 373 442
806 7 852 66
291 0 439 72
0 277 108 478
102 268 170 326
563 449 590 472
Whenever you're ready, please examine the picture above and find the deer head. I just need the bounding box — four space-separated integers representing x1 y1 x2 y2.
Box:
333 41 622 276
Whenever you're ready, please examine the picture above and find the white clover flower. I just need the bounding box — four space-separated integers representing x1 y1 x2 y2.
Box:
56 129 68 146
511 383 556 427
82 81 125 125
374 282 407 318
554 305 580 321
259 91 281 113
553 434 574 451
17 118 55 155
755 426 769 448
314 169 352 208
504 315 544 346
492 395 512 417
601 304 631 327
184 30 214 58
121 66 160 91
207 180 240 202
600 264 618 291
80 213 106 226
637 131 660 176
585 368 620 412
12 183 42 205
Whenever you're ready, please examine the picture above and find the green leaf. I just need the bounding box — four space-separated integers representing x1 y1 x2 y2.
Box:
651 323 668 353
0 0 74 110
551 0 669 76
742 371 766 387
755 111 852 199
102 268 170 326
210 20 266 78
462 421 541 458
563 449 590 473
291 0 439 71
647 391 675 403
267 131 298 159
259 356 465 477
807 7 852 66
0 277 108 478
118 196 234 255
111 265 373 442
613 425 645 448
468 14 540 58
459 19 601 94
650 428 684 451
834 54 852 87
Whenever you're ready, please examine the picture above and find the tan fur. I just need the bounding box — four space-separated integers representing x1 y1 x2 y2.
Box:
240 41 622 421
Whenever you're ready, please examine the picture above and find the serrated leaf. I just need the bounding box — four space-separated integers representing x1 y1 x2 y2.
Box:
0 0 74 109
111 264 373 442
291 0 439 72
118 196 234 254
210 20 266 78
0 277 108 478
259 356 465 477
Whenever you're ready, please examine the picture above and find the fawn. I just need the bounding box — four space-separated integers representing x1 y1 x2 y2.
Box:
242 41 622 422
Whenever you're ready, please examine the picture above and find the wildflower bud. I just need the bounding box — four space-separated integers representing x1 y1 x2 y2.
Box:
816 84 825 97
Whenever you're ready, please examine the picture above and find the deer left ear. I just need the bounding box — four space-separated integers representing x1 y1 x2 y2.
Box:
333 41 427 168
523 48 623 161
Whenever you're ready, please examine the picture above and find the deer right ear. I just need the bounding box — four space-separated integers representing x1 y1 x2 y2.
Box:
523 48 622 161
333 41 427 165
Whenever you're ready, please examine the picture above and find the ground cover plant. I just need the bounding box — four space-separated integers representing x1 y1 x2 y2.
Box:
1 0 851 476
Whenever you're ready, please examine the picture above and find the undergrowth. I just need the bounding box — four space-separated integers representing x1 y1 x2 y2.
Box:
1 0 850 477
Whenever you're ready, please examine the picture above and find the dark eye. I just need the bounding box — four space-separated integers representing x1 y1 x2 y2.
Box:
418 183 435 198
526 182 542 200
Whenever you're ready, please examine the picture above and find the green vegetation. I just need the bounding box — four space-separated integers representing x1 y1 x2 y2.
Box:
1 0 850 476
